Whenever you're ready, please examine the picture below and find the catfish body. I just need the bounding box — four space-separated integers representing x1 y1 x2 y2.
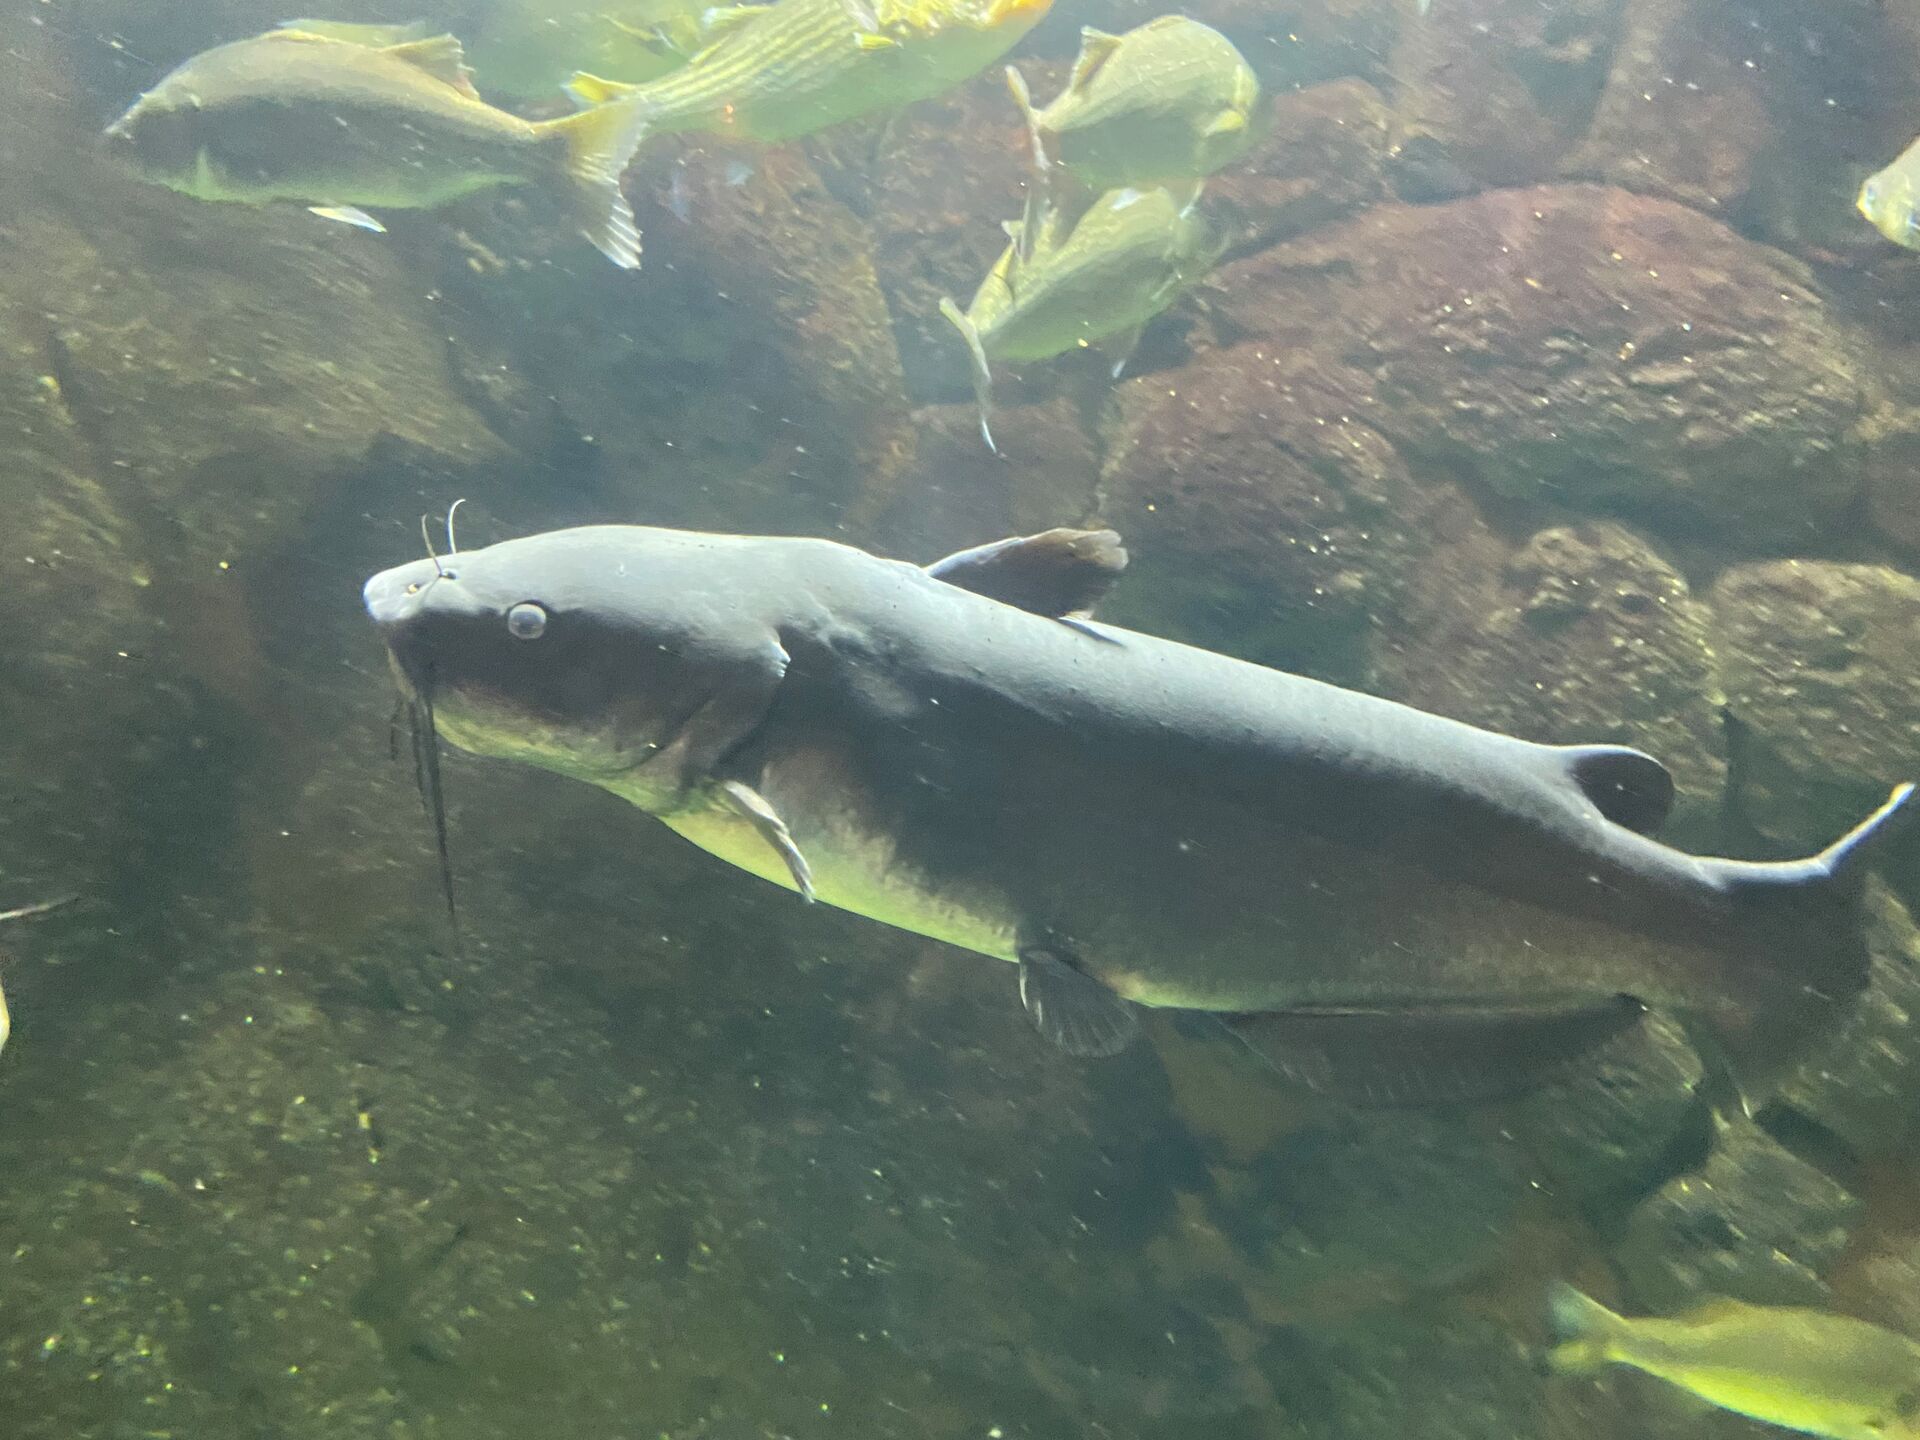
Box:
364 525 1912 1103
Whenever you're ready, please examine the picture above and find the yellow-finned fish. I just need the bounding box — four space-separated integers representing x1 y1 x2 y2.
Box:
1005 17 1261 194
561 0 1052 144
1546 1283 1920 1440
1858 137 1920 250
103 27 652 268
938 183 1218 450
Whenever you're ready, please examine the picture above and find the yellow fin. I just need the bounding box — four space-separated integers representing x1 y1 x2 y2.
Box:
276 19 432 46
565 71 640 108
938 296 997 454
1068 27 1123 93
379 35 480 100
855 30 897 49
535 96 654 269
1545 1284 1629 1376
1202 109 1248 138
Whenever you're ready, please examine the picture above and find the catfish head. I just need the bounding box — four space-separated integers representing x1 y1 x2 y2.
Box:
363 525 792 815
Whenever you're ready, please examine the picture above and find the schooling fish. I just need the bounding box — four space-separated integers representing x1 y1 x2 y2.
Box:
1858 137 1920 250
938 184 1218 449
362 524 1915 1107
1004 17 1261 194
1547 1283 1920 1440
103 27 651 267
559 0 1052 143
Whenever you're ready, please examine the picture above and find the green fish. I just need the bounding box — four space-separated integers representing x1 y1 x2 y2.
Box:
1858 137 1920 250
1547 1283 1920 1440
1005 17 1261 195
560 0 1054 144
103 27 652 268
938 184 1219 450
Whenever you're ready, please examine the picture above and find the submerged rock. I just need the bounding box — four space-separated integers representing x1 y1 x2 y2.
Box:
1709 559 1920 846
1613 1118 1862 1309
1207 80 1396 256
1378 520 1727 841
1214 185 1877 546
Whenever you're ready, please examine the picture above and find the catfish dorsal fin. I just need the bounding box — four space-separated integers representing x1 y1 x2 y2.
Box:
927 529 1128 618
380 35 480 99
1068 27 1124 92
1559 744 1675 835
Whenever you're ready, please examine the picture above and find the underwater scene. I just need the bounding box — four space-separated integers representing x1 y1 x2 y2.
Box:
10 0 1920 1435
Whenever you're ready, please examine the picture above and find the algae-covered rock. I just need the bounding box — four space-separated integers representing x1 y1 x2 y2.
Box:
1377 520 1727 840
1215 185 1877 545
1773 882 1920 1165
1709 559 1920 846
1613 1119 1862 1309
1557 0 1773 214
1387 0 1625 187
1510 1013 1708 1216
1207 80 1395 256
1097 343 1451 682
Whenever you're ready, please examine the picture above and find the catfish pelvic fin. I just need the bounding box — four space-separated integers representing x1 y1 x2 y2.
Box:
1018 948 1140 1057
721 780 816 902
926 528 1128 618
1223 995 1648 1107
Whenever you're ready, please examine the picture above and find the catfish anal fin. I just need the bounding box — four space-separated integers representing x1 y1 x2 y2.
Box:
927 528 1128 618
1224 995 1648 1107
1019 948 1140 1057
721 780 816 902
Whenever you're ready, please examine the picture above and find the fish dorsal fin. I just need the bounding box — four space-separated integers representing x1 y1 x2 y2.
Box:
1068 27 1124 93
926 529 1128 618
380 35 479 99
1224 995 1649 1107
1560 745 1674 835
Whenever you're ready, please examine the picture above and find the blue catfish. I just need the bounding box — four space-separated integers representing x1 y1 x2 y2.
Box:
363 525 1913 1106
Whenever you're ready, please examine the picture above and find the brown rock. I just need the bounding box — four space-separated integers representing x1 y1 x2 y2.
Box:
1710 559 1920 846
1378 520 1727 840
1388 0 1626 186
1097 342 1451 682
1215 185 1878 545
1558 0 1772 214
1208 80 1395 256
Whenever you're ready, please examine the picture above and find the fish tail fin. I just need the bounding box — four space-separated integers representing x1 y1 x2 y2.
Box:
1696 782 1917 1109
536 93 654 270
939 296 997 454
1004 66 1050 173
1544 1284 1626 1376
564 71 641 108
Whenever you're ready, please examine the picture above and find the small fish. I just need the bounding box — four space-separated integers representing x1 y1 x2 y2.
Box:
562 0 1052 146
1857 137 1920 250
939 184 1218 450
104 27 652 267
0 895 79 1059
1547 1283 1920 1440
1005 17 1260 194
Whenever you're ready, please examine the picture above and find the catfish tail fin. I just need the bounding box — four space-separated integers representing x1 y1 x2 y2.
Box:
939 296 998 454
535 93 653 269
1695 783 1916 1111
1544 1284 1627 1377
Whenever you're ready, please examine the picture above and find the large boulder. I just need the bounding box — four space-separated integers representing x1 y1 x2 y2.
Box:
1709 559 1920 846
1213 185 1879 546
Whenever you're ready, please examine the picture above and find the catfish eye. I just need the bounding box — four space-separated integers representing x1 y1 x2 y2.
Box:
506 602 547 640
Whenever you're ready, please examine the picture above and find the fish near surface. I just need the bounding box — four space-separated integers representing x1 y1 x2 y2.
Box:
562 0 1052 144
363 524 1914 1107
1546 1283 1920 1440
1005 17 1262 194
1858 136 1920 250
938 185 1218 449
103 27 651 267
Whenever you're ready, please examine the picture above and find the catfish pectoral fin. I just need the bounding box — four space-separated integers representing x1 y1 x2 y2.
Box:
1223 995 1648 1107
1018 949 1140 1057
720 780 815 902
